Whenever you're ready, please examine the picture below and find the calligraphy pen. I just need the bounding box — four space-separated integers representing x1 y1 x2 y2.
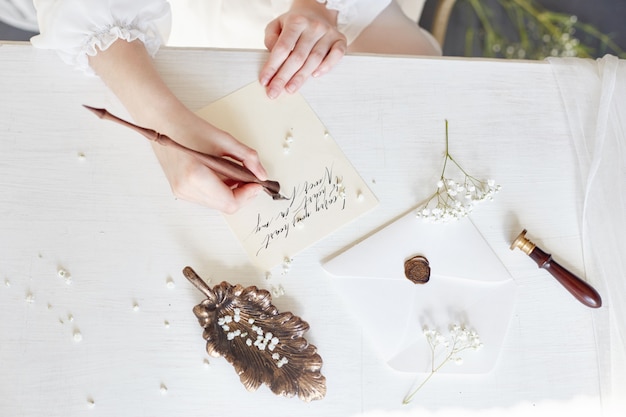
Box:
83 105 286 200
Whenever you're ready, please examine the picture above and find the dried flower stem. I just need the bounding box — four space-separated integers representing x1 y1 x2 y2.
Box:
402 325 483 405
415 121 500 223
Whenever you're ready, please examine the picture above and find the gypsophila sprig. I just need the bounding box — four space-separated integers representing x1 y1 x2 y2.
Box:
415 120 500 223
402 324 483 404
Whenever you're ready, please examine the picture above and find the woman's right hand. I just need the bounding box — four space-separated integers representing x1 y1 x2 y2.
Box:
89 39 268 213
149 111 268 213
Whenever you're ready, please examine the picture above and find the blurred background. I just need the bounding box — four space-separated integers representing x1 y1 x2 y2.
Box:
421 0 625 59
1 0 624 59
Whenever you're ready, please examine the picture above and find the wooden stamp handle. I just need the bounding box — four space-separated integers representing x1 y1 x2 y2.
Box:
511 229 602 308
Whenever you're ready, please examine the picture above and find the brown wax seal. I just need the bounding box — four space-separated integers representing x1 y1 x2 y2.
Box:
404 255 430 284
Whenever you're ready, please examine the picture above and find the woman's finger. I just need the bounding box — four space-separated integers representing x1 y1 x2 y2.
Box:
260 16 308 88
312 38 346 78
284 35 346 93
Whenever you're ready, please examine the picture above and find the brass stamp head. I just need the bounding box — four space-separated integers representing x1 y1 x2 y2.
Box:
510 229 536 255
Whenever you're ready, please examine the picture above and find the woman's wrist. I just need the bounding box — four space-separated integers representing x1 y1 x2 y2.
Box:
89 39 189 135
290 0 339 24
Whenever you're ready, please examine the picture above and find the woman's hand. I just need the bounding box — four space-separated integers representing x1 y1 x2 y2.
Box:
260 0 346 99
89 39 268 213
149 112 268 213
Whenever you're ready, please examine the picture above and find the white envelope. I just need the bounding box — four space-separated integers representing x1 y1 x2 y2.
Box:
322 214 516 374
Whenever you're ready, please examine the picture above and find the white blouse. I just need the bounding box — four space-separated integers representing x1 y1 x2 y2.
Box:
30 0 391 74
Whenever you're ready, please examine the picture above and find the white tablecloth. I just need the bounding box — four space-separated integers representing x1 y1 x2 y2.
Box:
0 42 623 416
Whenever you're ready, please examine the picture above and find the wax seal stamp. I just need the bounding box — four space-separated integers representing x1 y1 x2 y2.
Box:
404 255 430 284
510 229 602 308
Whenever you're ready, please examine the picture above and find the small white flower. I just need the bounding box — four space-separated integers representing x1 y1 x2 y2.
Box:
414 121 500 224
276 357 289 368
73 330 83 343
404 322 483 404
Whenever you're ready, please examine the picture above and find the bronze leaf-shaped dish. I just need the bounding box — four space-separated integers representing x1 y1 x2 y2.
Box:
182 266 326 402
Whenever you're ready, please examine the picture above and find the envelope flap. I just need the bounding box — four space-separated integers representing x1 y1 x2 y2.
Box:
323 215 510 283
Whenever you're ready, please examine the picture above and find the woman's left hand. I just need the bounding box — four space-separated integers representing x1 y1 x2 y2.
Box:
260 0 347 99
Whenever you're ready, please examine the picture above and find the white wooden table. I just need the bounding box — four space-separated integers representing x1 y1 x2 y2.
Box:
0 42 616 416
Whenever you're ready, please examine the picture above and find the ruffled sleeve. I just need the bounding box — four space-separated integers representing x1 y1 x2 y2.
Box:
30 0 172 74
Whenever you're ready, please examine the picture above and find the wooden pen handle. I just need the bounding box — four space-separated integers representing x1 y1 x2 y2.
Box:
528 247 602 308
83 105 280 195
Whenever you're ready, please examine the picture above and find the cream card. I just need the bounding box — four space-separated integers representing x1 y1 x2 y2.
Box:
196 82 378 271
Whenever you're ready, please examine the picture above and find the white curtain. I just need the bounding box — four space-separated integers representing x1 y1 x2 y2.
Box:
549 55 626 414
